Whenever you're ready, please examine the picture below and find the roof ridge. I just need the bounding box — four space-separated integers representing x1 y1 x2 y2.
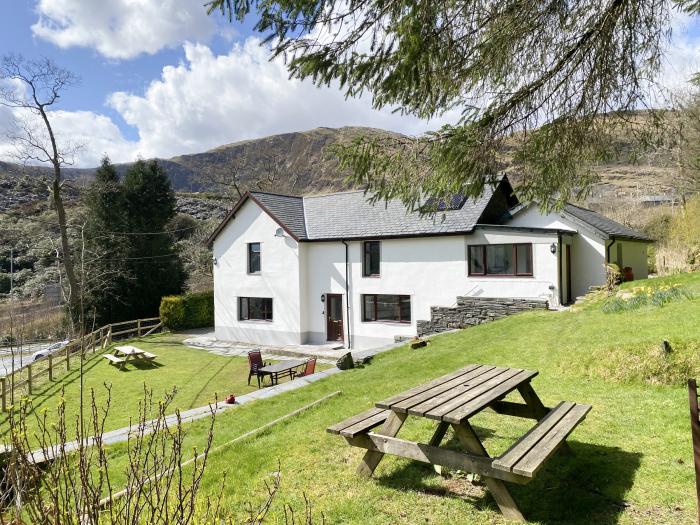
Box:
302 189 368 199
250 190 303 198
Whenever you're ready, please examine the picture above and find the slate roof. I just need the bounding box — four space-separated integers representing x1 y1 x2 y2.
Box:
207 181 652 244
562 204 653 242
300 187 495 240
250 192 307 239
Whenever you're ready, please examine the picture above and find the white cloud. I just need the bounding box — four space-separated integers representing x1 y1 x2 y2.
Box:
106 38 447 160
2 38 450 167
31 0 217 60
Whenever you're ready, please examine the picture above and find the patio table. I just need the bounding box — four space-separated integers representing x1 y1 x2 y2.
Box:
114 345 147 363
258 359 307 385
328 364 591 522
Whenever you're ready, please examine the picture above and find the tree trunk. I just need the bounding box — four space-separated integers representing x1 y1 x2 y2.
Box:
51 165 80 332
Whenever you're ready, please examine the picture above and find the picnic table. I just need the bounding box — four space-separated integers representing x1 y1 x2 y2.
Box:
327 364 591 522
258 359 307 385
103 345 158 369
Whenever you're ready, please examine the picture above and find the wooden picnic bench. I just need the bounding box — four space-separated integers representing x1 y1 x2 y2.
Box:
327 364 591 522
103 353 126 368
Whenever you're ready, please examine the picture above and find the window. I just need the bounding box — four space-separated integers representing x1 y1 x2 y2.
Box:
247 243 261 273
362 295 411 323
468 243 533 276
239 297 273 321
363 241 381 277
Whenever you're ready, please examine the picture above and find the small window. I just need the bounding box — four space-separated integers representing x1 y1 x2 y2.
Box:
362 294 411 323
467 243 533 277
247 243 261 273
363 241 381 277
239 297 273 321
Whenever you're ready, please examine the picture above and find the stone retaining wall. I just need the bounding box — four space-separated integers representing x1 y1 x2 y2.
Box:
416 297 549 336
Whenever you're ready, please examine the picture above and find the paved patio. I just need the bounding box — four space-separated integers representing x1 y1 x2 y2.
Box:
182 330 347 364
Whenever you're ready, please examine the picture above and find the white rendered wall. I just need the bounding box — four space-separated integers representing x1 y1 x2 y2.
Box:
508 207 608 299
301 232 562 350
463 229 560 305
610 240 649 281
212 199 303 345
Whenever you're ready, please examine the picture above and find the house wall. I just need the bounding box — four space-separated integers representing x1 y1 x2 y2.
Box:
301 231 561 350
609 240 649 281
507 207 608 299
212 199 303 345
463 229 560 305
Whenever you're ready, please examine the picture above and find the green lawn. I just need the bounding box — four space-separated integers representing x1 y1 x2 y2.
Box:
1 333 268 441
96 272 700 524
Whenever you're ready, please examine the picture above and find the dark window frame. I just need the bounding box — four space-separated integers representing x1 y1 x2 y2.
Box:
362 240 381 277
361 294 411 323
468 243 533 277
238 297 273 321
247 242 261 274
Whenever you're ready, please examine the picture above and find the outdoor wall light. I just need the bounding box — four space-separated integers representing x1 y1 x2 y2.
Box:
550 243 557 254
321 294 326 303
212 256 218 266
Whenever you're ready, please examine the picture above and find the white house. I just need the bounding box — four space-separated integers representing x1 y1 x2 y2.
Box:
207 177 652 350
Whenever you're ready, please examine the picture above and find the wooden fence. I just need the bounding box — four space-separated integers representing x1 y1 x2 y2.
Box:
0 317 163 411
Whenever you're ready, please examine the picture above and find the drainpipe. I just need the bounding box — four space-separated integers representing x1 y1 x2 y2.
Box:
341 240 352 349
557 232 563 306
605 236 616 265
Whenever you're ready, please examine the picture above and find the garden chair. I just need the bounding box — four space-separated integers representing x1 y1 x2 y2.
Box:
247 350 270 388
292 358 316 379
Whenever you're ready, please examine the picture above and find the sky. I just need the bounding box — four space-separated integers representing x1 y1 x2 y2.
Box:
1 1 700 168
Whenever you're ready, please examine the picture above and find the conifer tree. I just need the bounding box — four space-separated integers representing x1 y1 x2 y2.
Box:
122 160 186 318
84 157 131 326
208 0 700 208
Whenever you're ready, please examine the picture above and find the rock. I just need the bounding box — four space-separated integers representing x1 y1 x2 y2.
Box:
336 352 354 370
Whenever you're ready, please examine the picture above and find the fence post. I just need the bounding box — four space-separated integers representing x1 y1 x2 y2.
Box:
48 354 53 381
137 318 142 337
27 364 32 395
106 325 112 347
91 331 96 353
1 377 6 411
66 345 70 371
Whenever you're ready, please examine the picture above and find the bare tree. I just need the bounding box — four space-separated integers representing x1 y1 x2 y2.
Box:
196 150 299 201
0 55 82 331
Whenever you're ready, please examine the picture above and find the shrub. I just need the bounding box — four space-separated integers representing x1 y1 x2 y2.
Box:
604 263 621 292
160 290 213 330
601 284 693 314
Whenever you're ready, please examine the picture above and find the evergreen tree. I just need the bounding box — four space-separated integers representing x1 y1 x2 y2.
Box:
122 160 186 319
83 157 131 326
208 0 699 208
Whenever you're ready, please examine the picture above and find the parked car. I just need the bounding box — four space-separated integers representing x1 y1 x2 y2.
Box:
31 339 69 362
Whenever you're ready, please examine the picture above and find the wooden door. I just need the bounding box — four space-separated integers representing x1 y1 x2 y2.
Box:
326 294 344 342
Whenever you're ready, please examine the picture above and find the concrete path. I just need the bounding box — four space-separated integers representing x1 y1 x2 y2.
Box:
26 333 416 463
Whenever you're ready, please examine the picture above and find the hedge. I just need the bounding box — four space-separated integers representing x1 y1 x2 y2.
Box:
160 290 214 330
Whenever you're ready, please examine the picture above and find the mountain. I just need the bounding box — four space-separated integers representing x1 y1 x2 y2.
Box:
0 126 402 195
0 116 682 206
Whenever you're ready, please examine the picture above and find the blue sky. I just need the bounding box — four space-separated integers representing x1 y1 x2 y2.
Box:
1 2 700 167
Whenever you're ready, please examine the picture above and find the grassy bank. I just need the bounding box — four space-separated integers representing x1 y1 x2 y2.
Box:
87 272 700 524
1 333 264 440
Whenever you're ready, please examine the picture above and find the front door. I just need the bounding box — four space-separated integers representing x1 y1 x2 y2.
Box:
326 294 344 342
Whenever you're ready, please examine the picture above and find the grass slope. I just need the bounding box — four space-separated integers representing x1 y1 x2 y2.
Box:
92 272 700 524
1 334 260 441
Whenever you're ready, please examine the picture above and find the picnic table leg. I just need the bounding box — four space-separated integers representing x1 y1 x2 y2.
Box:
451 422 525 523
356 411 407 478
429 421 450 475
518 381 572 455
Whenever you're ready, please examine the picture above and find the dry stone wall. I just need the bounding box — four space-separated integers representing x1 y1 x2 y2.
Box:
416 297 548 336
